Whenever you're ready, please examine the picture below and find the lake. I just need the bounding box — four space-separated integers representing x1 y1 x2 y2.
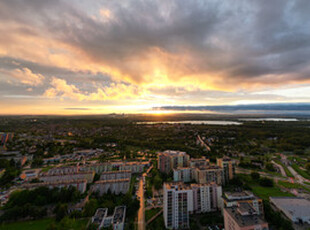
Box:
136 120 243 125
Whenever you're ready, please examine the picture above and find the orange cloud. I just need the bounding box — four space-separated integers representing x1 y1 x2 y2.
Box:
0 67 44 86
44 77 145 101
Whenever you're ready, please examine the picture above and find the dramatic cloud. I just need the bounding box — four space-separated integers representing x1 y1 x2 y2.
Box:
0 67 44 86
0 0 310 114
44 77 143 101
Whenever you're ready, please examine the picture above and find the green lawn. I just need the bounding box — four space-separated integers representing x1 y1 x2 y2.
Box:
292 164 310 180
145 208 161 222
238 174 294 200
251 185 293 200
0 218 88 230
147 214 165 230
0 218 54 230
277 181 310 193
288 156 307 163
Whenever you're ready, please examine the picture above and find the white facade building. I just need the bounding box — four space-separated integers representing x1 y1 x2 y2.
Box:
163 182 222 229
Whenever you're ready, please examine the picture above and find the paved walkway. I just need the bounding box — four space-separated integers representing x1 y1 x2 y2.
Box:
271 160 287 177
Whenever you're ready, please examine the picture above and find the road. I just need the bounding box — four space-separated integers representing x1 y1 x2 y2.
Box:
137 174 146 230
197 135 211 151
287 166 306 184
271 160 287 177
236 167 288 182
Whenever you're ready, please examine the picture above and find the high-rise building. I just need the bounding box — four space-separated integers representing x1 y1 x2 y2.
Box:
163 182 222 229
194 165 223 185
158 150 190 174
224 203 269 230
173 167 193 183
189 156 209 168
217 156 235 183
163 182 193 229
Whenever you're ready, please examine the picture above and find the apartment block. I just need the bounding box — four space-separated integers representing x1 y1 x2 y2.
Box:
100 170 131 181
80 161 150 174
23 179 87 193
92 179 130 195
217 156 236 183
163 182 222 229
47 166 79 175
158 150 190 174
224 203 269 230
40 171 95 183
194 165 223 185
189 156 209 168
173 167 193 183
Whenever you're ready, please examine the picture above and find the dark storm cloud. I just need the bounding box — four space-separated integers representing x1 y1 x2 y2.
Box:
1 0 310 87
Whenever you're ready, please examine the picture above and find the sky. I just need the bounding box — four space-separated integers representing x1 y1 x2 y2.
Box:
0 0 310 115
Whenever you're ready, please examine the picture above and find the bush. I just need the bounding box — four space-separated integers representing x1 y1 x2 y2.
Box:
251 172 260 180
259 177 274 187
265 163 275 172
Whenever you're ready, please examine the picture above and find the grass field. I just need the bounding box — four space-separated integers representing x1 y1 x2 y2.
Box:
0 219 54 230
251 185 293 200
147 214 165 230
0 218 88 230
145 208 161 222
292 164 310 180
238 174 294 200
277 181 310 193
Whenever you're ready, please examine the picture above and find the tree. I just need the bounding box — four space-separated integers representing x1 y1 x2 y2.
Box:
265 163 275 172
54 203 68 221
83 199 98 217
259 177 274 187
251 171 260 180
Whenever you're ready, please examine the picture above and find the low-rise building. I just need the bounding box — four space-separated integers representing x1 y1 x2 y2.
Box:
47 166 78 175
223 191 263 215
92 206 126 230
23 179 87 193
80 161 150 174
20 169 41 181
100 170 131 181
40 171 95 183
92 179 130 195
224 203 269 230
270 197 310 225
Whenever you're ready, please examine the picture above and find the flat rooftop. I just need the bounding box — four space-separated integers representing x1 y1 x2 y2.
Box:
196 165 222 170
224 191 258 201
95 178 130 184
225 206 267 227
161 150 187 156
92 208 107 225
270 197 310 219
113 206 126 224
164 182 191 190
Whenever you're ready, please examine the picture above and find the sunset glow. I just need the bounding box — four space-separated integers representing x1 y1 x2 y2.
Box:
0 0 310 115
